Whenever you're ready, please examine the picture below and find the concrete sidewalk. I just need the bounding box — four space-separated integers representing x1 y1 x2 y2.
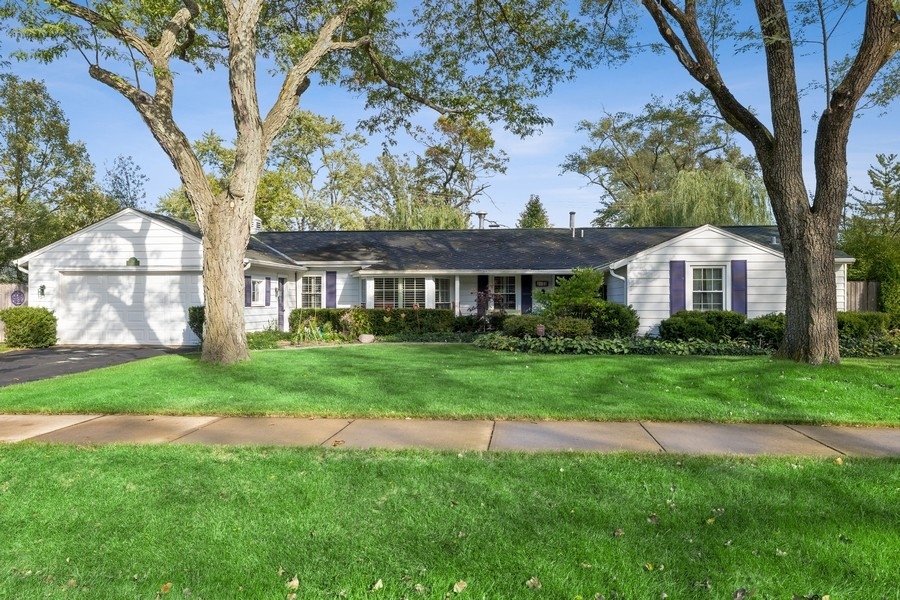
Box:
2 414 899 456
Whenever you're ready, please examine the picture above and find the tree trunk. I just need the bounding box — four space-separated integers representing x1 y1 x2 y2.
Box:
776 217 841 364
198 193 252 365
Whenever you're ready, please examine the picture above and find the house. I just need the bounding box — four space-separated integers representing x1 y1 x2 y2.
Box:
13 208 853 346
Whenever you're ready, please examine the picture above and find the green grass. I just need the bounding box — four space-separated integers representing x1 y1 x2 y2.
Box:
2 345 899 425
1 444 897 599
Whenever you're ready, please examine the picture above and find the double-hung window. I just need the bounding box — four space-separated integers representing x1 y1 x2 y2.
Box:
691 267 724 311
435 278 452 309
301 275 323 308
493 276 516 311
250 279 263 305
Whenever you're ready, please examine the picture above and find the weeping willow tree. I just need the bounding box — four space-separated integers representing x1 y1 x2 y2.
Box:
625 163 772 227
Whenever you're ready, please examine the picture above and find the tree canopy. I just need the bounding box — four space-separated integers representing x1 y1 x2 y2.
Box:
0 75 117 281
563 93 771 227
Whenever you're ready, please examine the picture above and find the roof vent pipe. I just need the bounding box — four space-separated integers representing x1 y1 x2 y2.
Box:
475 211 487 229
570 211 576 237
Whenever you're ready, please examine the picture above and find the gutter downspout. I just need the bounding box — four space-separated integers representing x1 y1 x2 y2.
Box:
608 266 627 305
14 261 28 276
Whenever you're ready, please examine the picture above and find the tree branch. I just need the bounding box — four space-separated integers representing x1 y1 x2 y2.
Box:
47 0 154 59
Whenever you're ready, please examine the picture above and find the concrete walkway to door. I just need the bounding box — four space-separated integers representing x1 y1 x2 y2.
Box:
2 414 899 457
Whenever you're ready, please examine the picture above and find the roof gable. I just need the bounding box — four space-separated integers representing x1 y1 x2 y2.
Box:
16 208 200 266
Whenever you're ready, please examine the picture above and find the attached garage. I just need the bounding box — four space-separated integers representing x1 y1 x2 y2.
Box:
56 270 203 345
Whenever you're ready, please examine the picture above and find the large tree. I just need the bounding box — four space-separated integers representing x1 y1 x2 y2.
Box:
0 75 116 282
8 0 591 364
563 93 771 227
590 0 899 363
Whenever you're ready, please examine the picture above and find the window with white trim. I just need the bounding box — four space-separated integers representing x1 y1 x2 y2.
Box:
251 279 263 305
374 277 425 308
435 278 452 309
493 276 516 310
301 275 323 308
692 267 724 311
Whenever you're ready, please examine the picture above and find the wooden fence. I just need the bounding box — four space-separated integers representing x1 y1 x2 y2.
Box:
0 283 28 342
846 280 880 312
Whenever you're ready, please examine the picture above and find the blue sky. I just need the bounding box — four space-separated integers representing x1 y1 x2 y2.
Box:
5 6 898 229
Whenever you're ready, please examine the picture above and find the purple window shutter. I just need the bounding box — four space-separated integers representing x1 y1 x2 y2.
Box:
670 261 686 315
325 271 337 308
265 277 271 307
521 275 533 314
731 260 747 315
244 275 252 307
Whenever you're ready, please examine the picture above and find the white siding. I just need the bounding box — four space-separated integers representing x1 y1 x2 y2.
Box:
605 270 626 304
244 270 294 332
835 264 848 311
23 211 205 345
624 230 787 336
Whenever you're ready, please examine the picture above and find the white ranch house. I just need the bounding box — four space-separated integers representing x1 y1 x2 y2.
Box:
13 209 853 346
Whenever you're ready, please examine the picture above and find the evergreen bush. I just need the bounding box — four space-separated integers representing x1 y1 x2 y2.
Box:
0 307 57 348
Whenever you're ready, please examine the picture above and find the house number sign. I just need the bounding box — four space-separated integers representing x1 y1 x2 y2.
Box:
10 290 25 306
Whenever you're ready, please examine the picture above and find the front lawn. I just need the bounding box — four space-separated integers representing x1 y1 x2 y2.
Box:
1 444 897 599
2 344 898 425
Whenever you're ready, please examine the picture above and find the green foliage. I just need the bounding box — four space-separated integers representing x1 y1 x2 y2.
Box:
0 75 117 281
0 306 57 348
188 306 205 344
589 302 640 338
535 267 605 318
288 308 456 337
548 316 593 338
474 332 769 356
659 310 747 342
741 313 785 349
563 92 771 228
516 194 551 228
837 311 890 340
246 328 292 349
502 314 548 337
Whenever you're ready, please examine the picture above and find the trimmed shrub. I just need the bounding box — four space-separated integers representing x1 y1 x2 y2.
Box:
188 306 205 343
659 312 717 341
247 329 292 349
741 313 785 348
589 301 640 338
837 311 890 339
503 314 549 337
288 308 457 337
548 316 593 338
0 307 57 348
659 310 746 342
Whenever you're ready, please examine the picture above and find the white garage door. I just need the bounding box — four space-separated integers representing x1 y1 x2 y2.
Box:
57 272 203 346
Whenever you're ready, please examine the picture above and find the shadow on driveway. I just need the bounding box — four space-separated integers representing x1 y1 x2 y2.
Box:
0 346 194 388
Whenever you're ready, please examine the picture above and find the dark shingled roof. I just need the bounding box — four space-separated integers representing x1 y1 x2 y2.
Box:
139 210 295 266
255 226 787 271
139 212 851 270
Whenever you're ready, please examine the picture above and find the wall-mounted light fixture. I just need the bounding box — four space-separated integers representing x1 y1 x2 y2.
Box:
38 285 46 298
126 257 140 267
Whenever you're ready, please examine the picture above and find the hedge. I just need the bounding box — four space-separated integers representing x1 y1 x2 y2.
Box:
289 308 458 336
0 307 57 348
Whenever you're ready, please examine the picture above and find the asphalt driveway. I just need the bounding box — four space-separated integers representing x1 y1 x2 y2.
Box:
0 346 191 388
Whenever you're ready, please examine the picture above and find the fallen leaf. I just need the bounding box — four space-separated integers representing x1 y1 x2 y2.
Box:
839 534 852 544
286 576 299 590
370 579 383 591
414 583 427 594
733 588 746 600
706 518 716 525
67 579 78 588
613 528 624 537
161 582 172 594
647 513 660 525
776 548 787 557
331 440 345 447
526 576 541 589
645 563 654 571
453 580 467 593
834 457 843 465
277 566 285 577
